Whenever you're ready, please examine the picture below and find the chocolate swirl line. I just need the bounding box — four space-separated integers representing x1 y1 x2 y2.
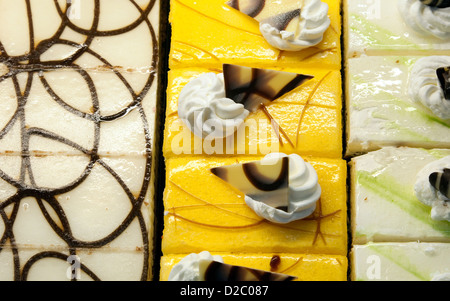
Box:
0 0 158 281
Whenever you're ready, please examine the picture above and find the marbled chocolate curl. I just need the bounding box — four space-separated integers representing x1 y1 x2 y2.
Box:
437 66 450 100
420 0 450 8
429 168 450 199
223 64 313 112
204 261 297 281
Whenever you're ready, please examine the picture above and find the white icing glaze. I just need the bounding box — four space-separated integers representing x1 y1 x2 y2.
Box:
260 0 330 51
398 0 450 39
178 73 249 139
409 56 450 120
245 152 321 224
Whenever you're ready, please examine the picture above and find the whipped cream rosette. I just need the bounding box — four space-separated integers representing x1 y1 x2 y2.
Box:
178 72 249 139
398 0 450 39
409 56 450 120
415 155 450 222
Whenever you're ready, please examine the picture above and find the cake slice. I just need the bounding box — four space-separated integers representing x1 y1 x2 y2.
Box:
351 242 450 281
344 0 450 58
350 147 450 244
345 55 450 156
0 245 149 281
162 155 348 256
163 66 343 159
160 252 348 281
169 0 342 70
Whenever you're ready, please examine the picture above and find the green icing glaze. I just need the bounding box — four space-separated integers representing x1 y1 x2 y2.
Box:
350 13 422 50
357 171 450 236
367 244 429 280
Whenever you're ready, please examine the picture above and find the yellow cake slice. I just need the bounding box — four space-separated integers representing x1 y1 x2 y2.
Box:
163 66 343 159
168 0 342 70
161 155 348 256
160 252 348 281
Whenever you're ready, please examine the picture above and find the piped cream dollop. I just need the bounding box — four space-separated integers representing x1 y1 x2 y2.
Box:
414 155 450 222
178 73 249 139
409 56 450 121
260 0 330 51
398 0 450 39
245 152 321 224
168 251 223 281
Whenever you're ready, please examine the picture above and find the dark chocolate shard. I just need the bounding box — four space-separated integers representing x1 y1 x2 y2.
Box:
226 0 303 37
199 260 297 281
211 157 290 211
263 9 302 31
420 0 450 8
223 64 313 112
429 168 450 199
437 66 450 101
227 0 266 18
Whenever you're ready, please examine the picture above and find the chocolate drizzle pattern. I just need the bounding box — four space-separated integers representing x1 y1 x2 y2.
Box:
0 0 158 281
429 168 450 199
437 66 450 101
419 0 450 8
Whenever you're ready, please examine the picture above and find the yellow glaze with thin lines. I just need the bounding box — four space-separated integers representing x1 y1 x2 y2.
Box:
162 67 343 158
162 156 348 256
169 0 342 70
159 253 348 281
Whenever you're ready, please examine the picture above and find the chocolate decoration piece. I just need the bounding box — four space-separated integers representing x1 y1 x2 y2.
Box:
199 260 296 281
211 157 290 211
226 0 304 33
429 168 450 200
437 66 450 101
419 0 450 8
270 255 281 271
223 64 313 112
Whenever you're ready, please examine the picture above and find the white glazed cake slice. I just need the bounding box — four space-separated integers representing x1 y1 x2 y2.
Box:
0 0 161 280
344 0 450 58
351 242 450 281
0 245 149 281
350 147 450 244
346 55 450 156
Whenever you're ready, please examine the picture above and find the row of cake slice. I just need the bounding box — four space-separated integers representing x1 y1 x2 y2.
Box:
159 0 349 281
344 0 450 281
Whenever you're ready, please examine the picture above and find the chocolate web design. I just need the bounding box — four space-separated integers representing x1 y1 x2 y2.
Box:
0 0 157 280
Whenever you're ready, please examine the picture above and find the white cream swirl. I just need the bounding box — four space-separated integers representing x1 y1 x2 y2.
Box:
409 56 450 121
398 0 450 39
178 73 249 139
168 251 224 281
259 0 330 51
414 156 450 222
245 152 321 224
